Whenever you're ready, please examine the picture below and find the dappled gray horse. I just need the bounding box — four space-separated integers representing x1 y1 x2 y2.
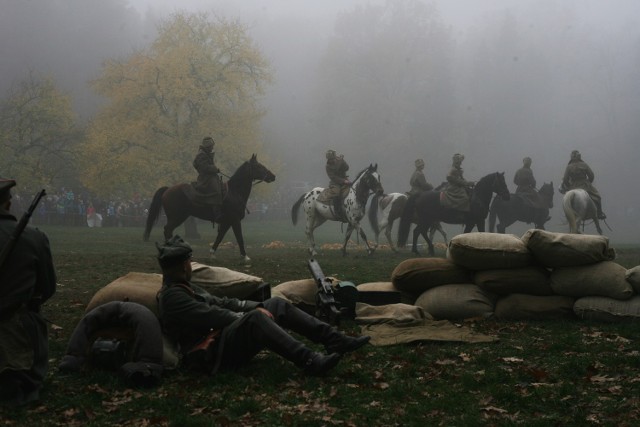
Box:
291 164 384 256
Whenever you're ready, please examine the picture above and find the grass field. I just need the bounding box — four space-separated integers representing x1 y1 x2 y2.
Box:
2 220 640 426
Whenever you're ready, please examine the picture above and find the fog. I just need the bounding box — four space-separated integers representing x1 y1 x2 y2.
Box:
1 0 639 242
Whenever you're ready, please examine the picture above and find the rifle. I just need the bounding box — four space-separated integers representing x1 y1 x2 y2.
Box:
0 189 46 272
307 258 341 325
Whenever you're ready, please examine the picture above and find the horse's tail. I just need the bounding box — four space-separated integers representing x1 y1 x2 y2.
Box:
143 186 168 241
291 193 306 226
488 196 498 233
368 194 381 235
397 193 418 248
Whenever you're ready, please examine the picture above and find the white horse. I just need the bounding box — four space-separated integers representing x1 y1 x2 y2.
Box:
291 164 384 256
368 192 448 252
563 189 603 234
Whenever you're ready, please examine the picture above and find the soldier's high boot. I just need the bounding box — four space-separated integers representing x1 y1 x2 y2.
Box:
242 310 341 376
333 197 343 220
264 299 371 356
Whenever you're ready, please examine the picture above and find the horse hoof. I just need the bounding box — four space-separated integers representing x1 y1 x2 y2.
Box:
243 255 251 263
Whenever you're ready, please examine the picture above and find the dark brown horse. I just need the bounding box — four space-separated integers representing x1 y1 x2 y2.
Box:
143 154 275 261
397 172 510 256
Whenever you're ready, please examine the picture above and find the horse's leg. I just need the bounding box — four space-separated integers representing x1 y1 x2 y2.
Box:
164 213 188 240
418 225 435 256
210 222 231 257
428 222 448 245
384 221 396 252
411 225 422 255
357 226 375 256
230 221 250 262
306 209 325 257
342 224 355 257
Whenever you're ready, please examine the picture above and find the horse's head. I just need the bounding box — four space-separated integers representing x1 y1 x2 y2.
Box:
539 181 554 208
493 172 510 201
362 163 384 196
249 154 276 183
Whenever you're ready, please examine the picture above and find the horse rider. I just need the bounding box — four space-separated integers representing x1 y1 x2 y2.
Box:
561 150 606 219
408 158 434 196
193 136 222 217
441 153 474 212
513 157 545 209
325 149 350 219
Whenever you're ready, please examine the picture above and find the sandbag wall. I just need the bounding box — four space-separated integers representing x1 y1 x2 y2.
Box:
391 230 640 322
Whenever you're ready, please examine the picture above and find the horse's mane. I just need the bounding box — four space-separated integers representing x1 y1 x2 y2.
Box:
352 166 371 184
476 172 496 186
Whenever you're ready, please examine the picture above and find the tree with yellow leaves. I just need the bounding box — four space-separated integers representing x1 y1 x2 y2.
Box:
81 12 272 198
0 72 80 191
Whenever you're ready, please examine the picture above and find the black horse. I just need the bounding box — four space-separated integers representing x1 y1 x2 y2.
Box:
143 154 275 261
397 172 510 256
488 182 555 233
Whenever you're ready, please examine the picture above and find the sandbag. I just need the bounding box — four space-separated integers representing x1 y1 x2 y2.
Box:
86 272 162 316
86 263 265 316
357 282 417 305
355 303 431 324
494 294 576 320
414 284 496 320
521 229 615 268
550 261 633 300
474 266 553 296
271 279 317 306
625 266 640 294
391 258 471 293
447 233 533 270
190 262 264 298
574 296 640 322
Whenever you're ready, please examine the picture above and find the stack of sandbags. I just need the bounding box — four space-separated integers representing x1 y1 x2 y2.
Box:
521 229 639 322
448 232 575 321
390 255 495 321
392 231 635 322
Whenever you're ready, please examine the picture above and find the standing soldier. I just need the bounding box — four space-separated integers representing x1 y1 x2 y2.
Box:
408 159 434 196
0 179 57 405
441 153 474 212
561 150 606 219
193 136 222 218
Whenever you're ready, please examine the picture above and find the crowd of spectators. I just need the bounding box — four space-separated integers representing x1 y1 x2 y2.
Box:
11 187 150 228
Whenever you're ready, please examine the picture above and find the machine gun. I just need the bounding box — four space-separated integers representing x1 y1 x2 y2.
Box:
307 258 341 325
0 189 46 272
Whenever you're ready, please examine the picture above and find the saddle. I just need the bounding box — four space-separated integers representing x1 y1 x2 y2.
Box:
184 181 228 208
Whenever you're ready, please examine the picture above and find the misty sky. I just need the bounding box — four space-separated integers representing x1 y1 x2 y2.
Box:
2 0 639 242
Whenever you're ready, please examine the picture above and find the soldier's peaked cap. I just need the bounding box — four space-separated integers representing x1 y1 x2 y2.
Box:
156 235 192 266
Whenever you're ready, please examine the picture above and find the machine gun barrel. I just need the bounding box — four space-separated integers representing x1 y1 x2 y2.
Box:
307 258 341 325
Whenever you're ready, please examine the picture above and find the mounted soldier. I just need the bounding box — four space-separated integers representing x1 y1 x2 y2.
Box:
441 153 474 212
408 158 433 196
192 136 222 218
513 157 545 209
561 150 606 219
318 149 350 220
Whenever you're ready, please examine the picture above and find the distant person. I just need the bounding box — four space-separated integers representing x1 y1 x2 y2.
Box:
408 158 433 196
156 235 370 376
323 149 350 220
0 179 57 405
441 153 474 212
561 150 606 219
193 136 222 217
513 157 544 209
